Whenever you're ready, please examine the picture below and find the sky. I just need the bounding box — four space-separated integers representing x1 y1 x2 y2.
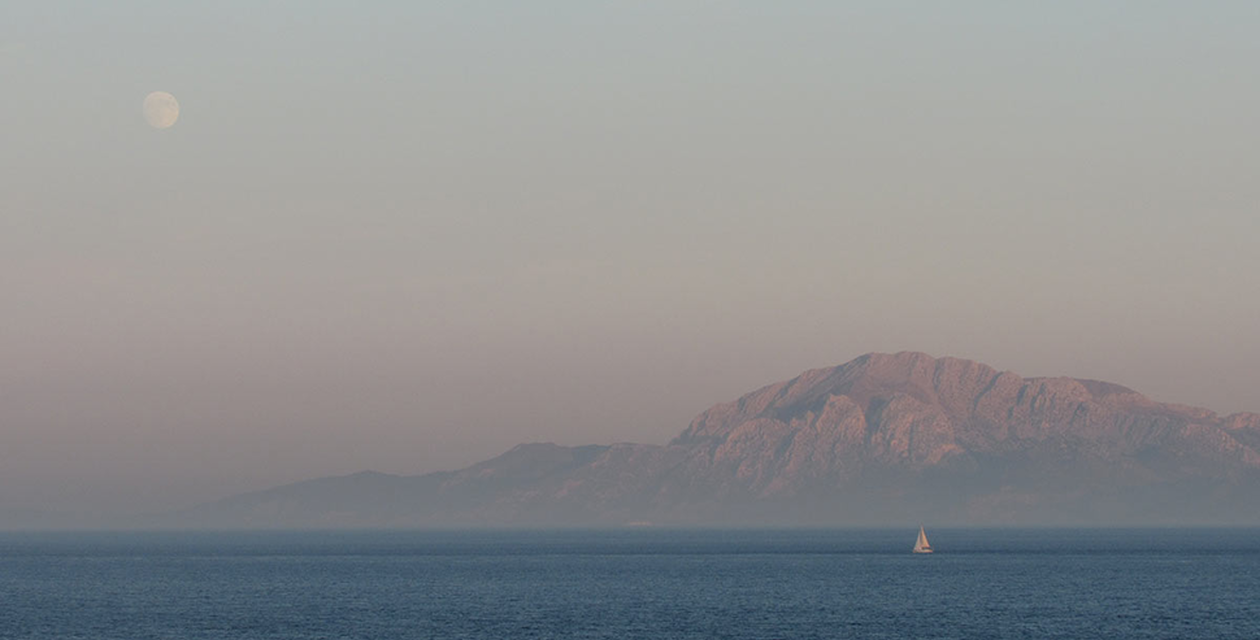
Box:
2 1 1258 516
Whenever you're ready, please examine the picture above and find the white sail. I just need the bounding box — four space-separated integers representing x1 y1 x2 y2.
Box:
913 526 933 553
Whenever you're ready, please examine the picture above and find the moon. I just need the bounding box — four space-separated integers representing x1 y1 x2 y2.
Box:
143 91 180 129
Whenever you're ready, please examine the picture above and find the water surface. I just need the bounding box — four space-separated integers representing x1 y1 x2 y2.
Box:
1 529 1256 639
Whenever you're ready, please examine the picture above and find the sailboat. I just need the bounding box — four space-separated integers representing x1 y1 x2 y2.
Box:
912 526 933 554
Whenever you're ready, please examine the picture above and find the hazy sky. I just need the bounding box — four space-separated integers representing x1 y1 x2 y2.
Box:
3 1 1258 515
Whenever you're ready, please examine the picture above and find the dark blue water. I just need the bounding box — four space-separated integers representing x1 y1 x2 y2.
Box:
1 529 1258 639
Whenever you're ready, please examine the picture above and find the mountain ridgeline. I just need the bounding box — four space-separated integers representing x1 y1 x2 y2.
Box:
185 352 1260 527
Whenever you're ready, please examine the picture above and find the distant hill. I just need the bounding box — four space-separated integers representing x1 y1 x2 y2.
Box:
174 352 1260 527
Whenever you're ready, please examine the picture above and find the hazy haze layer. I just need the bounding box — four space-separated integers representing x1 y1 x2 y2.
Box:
2 2 1258 516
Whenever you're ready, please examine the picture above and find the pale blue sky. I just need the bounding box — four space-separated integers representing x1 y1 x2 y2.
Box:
2 2 1258 514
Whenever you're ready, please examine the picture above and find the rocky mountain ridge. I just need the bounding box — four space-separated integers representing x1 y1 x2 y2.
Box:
178 352 1260 527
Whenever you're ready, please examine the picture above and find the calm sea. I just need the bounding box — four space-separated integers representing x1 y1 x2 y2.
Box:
1 528 1258 639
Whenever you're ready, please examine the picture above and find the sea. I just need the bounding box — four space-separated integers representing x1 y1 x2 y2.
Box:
1 528 1258 639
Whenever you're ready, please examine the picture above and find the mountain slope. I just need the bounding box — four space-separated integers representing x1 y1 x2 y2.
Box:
179 352 1260 527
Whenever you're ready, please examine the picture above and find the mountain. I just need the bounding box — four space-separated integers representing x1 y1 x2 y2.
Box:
176 352 1260 527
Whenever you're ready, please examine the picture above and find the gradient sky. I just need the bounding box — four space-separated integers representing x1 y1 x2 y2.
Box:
3 1 1258 515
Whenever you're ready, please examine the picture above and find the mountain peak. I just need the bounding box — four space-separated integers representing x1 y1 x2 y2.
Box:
182 352 1260 528
675 351 1011 444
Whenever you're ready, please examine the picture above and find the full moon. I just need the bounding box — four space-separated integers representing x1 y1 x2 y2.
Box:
143 91 180 129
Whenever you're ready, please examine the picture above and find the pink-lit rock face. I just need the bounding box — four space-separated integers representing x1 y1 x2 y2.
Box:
674 351 1258 479
656 351 1258 518
191 352 1260 528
